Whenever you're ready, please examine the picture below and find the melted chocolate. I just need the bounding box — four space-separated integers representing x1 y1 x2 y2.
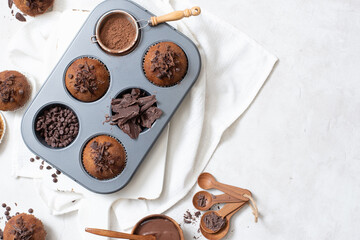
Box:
135 218 180 240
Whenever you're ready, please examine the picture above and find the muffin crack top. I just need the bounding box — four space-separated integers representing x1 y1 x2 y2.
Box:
90 141 116 173
70 61 98 95
150 45 181 79
10 216 35 240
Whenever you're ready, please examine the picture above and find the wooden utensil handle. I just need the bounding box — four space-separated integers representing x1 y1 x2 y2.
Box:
217 202 245 217
150 6 201 26
85 228 154 240
213 193 244 204
215 182 252 202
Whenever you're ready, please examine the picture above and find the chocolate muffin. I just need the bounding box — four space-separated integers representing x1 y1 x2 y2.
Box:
3 213 46 240
0 70 31 111
13 0 54 17
82 135 126 180
65 57 110 102
143 42 188 87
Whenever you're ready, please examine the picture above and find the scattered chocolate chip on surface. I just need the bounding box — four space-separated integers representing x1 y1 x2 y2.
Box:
28 208 33 214
15 12 26 22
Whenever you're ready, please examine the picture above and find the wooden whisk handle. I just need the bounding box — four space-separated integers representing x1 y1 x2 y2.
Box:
150 6 201 26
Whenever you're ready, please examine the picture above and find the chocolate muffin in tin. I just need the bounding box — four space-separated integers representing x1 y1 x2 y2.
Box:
143 42 188 87
65 57 110 102
82 135 127 180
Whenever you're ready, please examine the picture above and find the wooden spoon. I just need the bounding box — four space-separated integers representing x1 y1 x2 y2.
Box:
200 202 246 234
198 173 252 202
193 191 243 211
85 228 156 240
200 202 245 240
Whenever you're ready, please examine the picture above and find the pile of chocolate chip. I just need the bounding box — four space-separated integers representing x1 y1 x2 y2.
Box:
35 106 79 148
69 61 97 94
109 88 163 139
150 47 181 79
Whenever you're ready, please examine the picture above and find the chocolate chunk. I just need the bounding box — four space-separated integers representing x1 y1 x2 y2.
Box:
197 193 207 208
89 140 116 173
150 46 180 79
195 211 201 218
71 61 98 94
10 216 34 239
108 89 162 139
8 0 13 9
15 12 26 22
203 212 226 232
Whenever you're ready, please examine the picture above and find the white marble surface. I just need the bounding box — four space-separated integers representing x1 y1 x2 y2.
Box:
1 0 360 239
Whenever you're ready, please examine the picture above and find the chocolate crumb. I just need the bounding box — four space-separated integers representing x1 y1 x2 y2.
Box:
15 12 26 22
197 193 207 208
203 212 226 232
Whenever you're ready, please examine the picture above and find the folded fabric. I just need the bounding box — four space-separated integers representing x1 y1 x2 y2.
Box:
6 0 277 239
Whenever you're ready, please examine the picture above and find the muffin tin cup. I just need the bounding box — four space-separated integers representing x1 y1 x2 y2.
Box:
21 0 201 194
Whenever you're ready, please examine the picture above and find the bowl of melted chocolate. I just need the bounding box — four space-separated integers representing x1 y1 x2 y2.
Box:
132 214 184 240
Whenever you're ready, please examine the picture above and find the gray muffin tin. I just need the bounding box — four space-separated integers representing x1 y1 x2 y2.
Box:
21 0 201 194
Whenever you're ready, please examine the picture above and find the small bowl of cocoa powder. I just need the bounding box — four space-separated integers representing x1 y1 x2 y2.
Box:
92 10 139 55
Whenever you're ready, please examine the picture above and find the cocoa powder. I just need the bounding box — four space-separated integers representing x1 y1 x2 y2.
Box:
99 14 137 51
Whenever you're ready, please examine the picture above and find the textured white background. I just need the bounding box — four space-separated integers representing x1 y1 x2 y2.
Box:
1 0 360 239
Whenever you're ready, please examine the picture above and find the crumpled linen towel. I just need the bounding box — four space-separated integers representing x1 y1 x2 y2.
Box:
6 0 277 238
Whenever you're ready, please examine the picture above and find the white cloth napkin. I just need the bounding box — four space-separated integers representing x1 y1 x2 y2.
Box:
7 0 277 238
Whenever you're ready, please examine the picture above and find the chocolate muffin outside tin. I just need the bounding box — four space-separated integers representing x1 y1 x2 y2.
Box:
34 103 79 149
81 134 127 180
64 56 110 103
142 41 188 87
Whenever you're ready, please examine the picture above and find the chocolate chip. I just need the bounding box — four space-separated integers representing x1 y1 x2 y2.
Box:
35 156 40 160
46 166 52 170
4 211 9 216
68 74 74 79
6 215 11 220
6 206 11 211
53 178 58 183
8 0 13 9
2 203 6 208
15 12 26 22
56 170 61 175
30 158 35 162
39 165 44 170
28 208 34 214
78 64 84 69
18 89 24 95
51 173 57 178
